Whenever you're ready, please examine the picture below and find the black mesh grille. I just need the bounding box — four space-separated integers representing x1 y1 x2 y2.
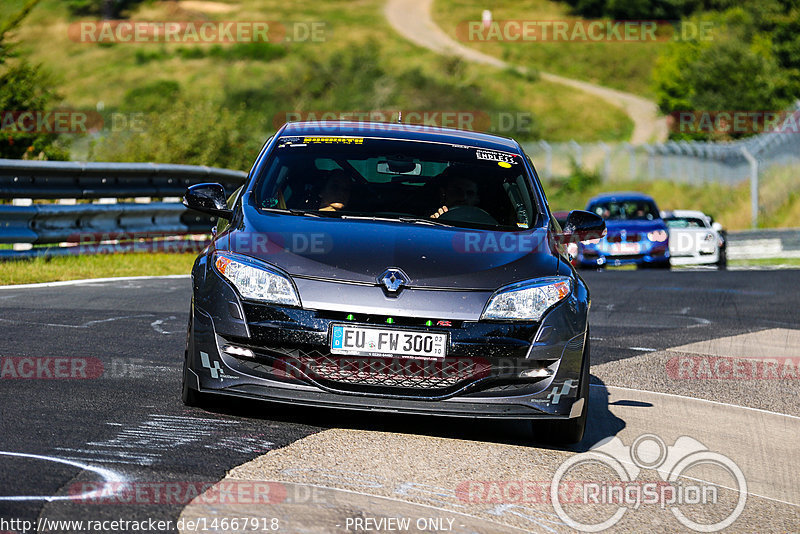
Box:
231 346 490 392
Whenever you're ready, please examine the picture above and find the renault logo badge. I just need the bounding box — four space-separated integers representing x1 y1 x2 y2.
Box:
379 268 409 293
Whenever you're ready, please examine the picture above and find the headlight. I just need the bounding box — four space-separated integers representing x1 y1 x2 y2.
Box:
482 277 572 321
213 252 300 306
703 233 714 241
647 230 668 242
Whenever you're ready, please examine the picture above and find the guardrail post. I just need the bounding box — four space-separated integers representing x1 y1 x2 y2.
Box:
740 147 759 229
11 198 33 251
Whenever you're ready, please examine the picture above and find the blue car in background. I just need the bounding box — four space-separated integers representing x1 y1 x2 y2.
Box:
576 192 670 269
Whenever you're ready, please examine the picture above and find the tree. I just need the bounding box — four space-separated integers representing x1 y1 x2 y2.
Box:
653 6 797 140
0 0 69 160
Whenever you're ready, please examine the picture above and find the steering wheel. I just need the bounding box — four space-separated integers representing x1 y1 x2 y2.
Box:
436 206 499 225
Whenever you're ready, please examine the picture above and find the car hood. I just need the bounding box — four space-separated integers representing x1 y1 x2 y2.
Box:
215 210 560 290
603 219 667 235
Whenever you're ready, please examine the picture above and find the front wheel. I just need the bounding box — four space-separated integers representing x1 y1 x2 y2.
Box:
181 314 204 407
717 248 727 270
532 337 590 445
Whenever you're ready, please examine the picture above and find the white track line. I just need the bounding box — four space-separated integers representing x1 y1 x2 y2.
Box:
0 274 189 290
596 383 800 420
0 451 126 502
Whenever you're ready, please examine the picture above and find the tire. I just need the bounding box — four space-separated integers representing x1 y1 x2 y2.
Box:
717 248 727 270
181 314 204 407
532 337 590 445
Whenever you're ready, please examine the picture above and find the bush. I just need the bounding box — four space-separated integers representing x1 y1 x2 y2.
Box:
208 42 287 62
652 7 796 140
0 0 69 160
221 41 538 139
121 80 181 112
66 0 145 18
89 99 260 170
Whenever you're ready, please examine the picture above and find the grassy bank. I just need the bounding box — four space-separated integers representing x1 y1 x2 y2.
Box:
0 253 196 285
432 0 663 97
2 0 632 153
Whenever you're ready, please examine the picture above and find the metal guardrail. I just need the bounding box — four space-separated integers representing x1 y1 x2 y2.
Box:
0 159 247 259
1 158 797 262
0 159 246 199
726 228 800 260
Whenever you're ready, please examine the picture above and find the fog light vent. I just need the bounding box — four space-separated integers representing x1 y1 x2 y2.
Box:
222 345 254 358
519 368 552 379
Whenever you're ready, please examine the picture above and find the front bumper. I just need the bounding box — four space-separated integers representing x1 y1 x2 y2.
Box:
185 259 590 419
669 247 719 265
578 241 669 267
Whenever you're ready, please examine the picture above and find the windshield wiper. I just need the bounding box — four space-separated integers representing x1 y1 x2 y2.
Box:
259 207 344 218
337 215 450 227
397 216 450 227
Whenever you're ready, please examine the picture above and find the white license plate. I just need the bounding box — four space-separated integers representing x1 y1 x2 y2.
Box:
330 325 448 358
609 242 641 255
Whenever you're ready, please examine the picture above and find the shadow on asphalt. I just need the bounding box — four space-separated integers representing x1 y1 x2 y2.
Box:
192 376 628 452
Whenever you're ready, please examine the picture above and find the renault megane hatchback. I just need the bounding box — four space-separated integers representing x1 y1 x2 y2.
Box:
181 121 605 443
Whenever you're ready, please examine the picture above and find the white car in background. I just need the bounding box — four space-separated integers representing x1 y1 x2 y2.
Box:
662 210 726 269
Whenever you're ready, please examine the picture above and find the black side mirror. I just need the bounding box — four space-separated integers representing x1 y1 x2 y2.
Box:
182 183 233 220
558 210 606 243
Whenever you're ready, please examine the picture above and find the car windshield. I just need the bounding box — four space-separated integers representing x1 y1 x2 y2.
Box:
587 199 659 221
253 136 538 231
665 217 708 229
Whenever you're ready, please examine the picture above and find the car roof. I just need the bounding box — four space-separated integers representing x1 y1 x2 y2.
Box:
278 121 521 152
587 191 656 204
665 209 709 219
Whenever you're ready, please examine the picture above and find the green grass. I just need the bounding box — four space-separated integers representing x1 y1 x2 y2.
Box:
729 258 800 267
2 0 632 147
0 253 196 285
432 0 663 98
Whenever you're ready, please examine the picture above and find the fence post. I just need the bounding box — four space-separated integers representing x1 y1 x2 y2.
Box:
598 142 611 181
624 143 635 180
740 147 759 229
538 140 552 179
569 140 582 169
645 145 655 180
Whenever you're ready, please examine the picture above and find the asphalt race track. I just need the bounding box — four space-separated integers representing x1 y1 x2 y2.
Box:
0 269 798 533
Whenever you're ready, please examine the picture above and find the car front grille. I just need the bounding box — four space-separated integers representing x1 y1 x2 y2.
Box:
231 345 491 395
607 233 642 243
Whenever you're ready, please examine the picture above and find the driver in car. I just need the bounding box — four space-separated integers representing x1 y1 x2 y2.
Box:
318 170 353 212
430 174 480 219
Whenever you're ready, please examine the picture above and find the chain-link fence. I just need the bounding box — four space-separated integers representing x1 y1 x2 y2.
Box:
521 101 800 186
521 101 800 228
